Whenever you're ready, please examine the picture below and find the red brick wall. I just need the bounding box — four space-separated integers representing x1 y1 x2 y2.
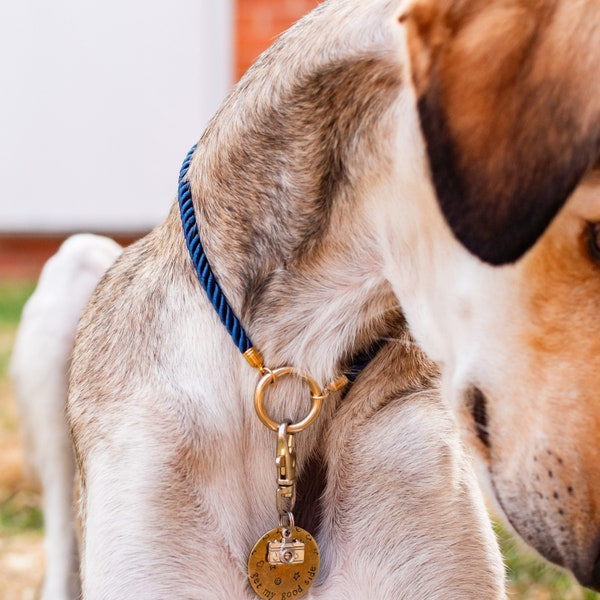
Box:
235 0 320 79
0 234 144 280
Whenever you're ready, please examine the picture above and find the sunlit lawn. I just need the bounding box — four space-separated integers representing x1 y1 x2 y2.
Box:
0 280 44 597
0 281 37 524
0 280 598 598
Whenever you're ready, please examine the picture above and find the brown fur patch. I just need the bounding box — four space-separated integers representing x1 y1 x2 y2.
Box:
406 0 600 264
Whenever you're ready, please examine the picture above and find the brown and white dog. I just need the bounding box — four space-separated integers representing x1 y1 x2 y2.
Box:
66 0 600 597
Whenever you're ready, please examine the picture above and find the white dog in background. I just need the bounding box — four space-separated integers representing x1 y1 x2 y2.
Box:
10 234 121 600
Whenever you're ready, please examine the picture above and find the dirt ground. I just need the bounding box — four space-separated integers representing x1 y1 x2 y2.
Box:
0 333 45 600
0 533 44 600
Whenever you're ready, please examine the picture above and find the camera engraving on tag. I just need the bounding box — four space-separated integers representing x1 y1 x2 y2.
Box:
248 526 320 599
268 538 305 565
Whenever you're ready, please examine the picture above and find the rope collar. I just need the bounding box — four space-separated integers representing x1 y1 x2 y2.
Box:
178 144 253 354
177 145 377 401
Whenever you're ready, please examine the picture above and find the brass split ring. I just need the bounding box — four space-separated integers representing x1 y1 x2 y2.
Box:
254 366 323 433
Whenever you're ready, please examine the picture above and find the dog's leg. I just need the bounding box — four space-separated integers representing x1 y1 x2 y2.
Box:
11 234 121 600
314 337 506 599
70 245 273 598
68 228 507 597
76 387 268 600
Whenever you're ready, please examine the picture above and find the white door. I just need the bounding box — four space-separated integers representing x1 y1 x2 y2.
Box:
0 0 233 232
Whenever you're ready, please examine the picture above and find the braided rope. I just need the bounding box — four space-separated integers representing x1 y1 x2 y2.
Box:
178 145 253 354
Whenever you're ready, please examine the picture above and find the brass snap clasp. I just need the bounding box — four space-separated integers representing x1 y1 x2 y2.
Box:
254 366 323 433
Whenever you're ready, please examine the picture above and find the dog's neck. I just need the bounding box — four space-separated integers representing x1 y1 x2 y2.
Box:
182 18 408 385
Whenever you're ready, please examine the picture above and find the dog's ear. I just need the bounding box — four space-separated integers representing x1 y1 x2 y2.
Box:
405 0 600 264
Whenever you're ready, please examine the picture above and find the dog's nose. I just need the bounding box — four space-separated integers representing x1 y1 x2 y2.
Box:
570 543 600 592
590 551 600 592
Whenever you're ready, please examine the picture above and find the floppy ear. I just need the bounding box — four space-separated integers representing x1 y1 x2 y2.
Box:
405 0 600 264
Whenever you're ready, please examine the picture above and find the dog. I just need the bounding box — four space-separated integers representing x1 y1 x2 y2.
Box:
67 0 600 596
10 234 122 600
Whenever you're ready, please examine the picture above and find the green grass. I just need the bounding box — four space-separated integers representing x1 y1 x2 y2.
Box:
496 521 599 599
0 281 35 326
0 280 40 536
0 281 34 378
0 492 43 534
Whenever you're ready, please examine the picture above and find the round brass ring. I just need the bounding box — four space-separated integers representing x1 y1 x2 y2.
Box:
254 366 323 433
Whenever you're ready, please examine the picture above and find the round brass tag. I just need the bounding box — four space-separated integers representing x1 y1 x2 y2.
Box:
248 526 320 599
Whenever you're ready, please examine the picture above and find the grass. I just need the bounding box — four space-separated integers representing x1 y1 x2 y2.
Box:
0 493 43 534
0 281 35 379
0 279 598 596
0 280 42 539
496 523 599 599
0 281 35 326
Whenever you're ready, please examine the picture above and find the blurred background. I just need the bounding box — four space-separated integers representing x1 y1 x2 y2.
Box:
0 1 597 598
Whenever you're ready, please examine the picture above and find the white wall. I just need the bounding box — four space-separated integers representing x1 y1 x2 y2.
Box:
0 0 233 232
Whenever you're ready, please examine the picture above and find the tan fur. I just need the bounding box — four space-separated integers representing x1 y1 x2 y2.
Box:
399 0 600 585
11 234 122 600
405 0 600 263
318 332 504 596
66 1 508 597
468 173 600 579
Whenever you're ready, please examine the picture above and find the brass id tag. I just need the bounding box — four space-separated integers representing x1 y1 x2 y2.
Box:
248 526 320 599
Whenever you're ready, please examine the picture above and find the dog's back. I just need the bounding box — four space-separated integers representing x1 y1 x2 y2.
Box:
11 233 121 600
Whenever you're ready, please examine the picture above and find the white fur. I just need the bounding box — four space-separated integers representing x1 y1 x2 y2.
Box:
11 234 122 600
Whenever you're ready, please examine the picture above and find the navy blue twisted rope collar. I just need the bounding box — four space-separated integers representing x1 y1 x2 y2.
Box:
177 145 380 382
178 144 253 355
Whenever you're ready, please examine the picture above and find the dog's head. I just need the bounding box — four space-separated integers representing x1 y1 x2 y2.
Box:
396 0 600 588
406 0 600 265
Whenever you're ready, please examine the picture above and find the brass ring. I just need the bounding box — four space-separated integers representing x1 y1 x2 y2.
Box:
254 366 323 433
